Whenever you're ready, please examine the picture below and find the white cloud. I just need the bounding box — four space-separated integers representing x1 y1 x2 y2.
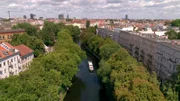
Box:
0 0 179 19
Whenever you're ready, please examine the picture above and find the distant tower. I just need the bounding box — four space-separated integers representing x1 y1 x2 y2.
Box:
23 15 27 19
30 13 36 19
125 14 128 20
67 14 69 19
8 11 10 19
58 14 64 19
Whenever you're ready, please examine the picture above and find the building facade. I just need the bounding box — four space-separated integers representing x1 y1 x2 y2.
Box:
15 44 34 72
0 42 21 79
0 42 34 79
97 28 180 81
156 42 180 80
0 29 25 42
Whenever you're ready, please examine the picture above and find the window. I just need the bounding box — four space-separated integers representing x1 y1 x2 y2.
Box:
0 71 2 75
4 62 5 66
4 69 6 73
11 59 13 62
0 63 1 68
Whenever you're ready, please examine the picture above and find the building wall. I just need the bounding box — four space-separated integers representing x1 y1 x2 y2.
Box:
97 28 180 81
21 53 34 71
0 54 21 79
156 43 180 80
0 32 24 42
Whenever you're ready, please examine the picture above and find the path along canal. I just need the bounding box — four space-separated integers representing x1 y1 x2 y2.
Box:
64 37 108 101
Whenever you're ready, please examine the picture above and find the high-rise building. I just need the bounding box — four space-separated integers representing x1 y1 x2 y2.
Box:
23 15 27 19
125 14 128 20
67 14 69 19
30 14 35 19
39 17 44 20
58 14 64 19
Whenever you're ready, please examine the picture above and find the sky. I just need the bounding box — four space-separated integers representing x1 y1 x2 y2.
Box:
0 0 180 19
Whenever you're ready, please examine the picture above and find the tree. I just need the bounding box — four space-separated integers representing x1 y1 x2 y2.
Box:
12 23 37 36
0 27 86 101
86 20 90 28
171 19 180 27
165 29 180 39
64 25 80 37
80 31 167 101
41 21 60 46
11 34 45 57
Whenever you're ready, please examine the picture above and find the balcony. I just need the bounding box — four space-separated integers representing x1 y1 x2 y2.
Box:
147 54 153 59
9 71 14 76
18 59 21 63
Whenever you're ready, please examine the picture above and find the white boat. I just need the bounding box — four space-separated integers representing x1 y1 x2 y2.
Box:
88 61 94 72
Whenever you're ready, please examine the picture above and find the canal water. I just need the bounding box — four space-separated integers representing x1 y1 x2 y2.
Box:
64 37 107 101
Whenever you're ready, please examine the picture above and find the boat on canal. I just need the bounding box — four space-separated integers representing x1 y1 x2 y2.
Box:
88 61 94 72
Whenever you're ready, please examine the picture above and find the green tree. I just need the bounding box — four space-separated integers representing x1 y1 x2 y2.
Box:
165 29 179 39
11 34 45 57
41 21 60 46
86 20 90 28
171 19 180 27
12 23 37 36
80 31 167 101
0 27 86 101
64 25 80 37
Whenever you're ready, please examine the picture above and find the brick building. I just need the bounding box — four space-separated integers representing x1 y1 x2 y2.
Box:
0 29 25 42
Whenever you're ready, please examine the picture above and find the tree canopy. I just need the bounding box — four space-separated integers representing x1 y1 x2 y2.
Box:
86 20 90 28
80 29 166 101
0 28 86 101
165 29 180 39
10 34 45 57
171 19 180 27
12 23 38 36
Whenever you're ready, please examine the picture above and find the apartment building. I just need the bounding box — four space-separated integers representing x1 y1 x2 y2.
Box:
0 29 25 42
0 42 33 79
0 42 21 79
156 42 180 80
97 28 180 81
14 44 34 72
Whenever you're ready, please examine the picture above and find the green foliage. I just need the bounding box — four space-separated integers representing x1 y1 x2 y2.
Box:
64 25 80 37
41 21 60 46
80 30 166 101
10 34 45 57
165 29 180 39
171 19 180 27
86 20 90 28
12 23 37 36
86 27 96 34
39 21 80 46
0 29 86 101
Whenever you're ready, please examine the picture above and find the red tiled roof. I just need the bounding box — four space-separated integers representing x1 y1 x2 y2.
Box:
14 44 33 57
0 42 14 58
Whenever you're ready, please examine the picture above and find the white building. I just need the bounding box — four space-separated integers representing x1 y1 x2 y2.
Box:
0 42 21 79
121 26 134 31
0 43 34 79
14 44 34 72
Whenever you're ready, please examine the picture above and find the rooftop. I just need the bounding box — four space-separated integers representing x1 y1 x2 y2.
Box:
0 42 17 59
0 29 25 34
14 44 33 57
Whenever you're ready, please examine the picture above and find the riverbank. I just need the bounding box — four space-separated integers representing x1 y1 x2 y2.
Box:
64 37 107 101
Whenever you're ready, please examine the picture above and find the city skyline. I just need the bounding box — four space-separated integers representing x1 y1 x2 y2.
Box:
0 0 180 19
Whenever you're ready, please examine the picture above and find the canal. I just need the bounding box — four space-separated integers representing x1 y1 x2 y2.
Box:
64 37 107 101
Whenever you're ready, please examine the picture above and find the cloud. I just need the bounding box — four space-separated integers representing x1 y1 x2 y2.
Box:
0 0 179 19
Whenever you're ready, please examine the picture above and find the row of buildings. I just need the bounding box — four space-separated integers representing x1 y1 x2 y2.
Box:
0 42 34 79
97 28 180 81
0 28 33 79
